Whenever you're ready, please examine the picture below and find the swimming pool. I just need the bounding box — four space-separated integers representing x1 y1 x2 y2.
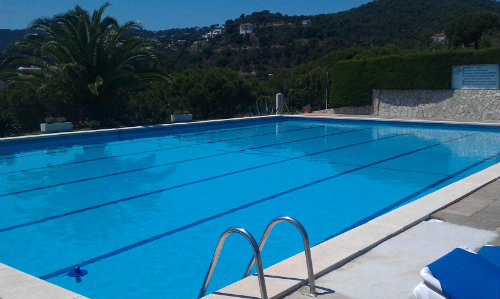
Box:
1 116 499 298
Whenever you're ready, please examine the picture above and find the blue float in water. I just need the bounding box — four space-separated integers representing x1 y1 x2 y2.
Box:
68 266 88 277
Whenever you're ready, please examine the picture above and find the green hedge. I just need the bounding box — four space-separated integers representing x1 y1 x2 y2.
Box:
330 48 500 107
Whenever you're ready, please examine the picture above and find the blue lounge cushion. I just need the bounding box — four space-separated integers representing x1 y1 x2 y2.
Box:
478 246 500 268
428 248 500 299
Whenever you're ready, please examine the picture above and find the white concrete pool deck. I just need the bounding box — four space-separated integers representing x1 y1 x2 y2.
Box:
287 219 498 299
0 115 499 299
0 263 88 299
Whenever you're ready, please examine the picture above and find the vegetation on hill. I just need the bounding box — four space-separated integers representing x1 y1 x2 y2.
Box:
1 0 500 137
0 30 26 54
445 11 500 49
153 0 499 77
2 0 498 76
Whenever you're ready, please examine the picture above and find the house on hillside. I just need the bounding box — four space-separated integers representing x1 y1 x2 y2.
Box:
205 26 225 38
301 19 312 27
239 23 255 35
17 66 41 72
264 21 285 27
431 33 446 43
17 66 41 77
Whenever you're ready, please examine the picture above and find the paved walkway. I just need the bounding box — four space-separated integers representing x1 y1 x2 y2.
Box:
285 179 500 299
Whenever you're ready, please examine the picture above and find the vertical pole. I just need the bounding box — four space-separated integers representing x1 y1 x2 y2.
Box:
325 71 329 110
276 93 284 115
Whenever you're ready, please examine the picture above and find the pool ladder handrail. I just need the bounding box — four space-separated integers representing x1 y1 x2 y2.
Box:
198 217 316 299
243 216 316 296
198 227 268 299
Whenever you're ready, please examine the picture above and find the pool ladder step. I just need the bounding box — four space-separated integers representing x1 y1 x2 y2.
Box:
198 216 316 299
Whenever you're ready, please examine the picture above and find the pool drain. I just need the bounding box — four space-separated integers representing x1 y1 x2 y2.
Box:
68 266 88 277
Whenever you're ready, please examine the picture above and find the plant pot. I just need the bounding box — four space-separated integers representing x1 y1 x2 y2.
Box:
170 114 193 123
40 122 73 133
304 108 311 113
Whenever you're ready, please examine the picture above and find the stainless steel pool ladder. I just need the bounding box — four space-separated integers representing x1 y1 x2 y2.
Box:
198 227 268 299
243 216 316 296
198 216 316 299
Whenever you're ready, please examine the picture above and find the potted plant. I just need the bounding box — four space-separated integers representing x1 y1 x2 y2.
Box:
40 116 73 133
170 110 192 123
304 105 312 113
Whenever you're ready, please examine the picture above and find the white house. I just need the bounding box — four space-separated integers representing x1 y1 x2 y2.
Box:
206 26 225 38
17 66 41 77
17 66 41 73
239 23 255 35
301 19 312 27
431 33 446 43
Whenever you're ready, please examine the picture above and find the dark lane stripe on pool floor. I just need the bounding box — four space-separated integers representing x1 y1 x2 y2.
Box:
323 151 500 241
0 128 366 197
0 124 327 175
0 131 402 233
244 151 451 177
0 122 283 159
37 133 474 280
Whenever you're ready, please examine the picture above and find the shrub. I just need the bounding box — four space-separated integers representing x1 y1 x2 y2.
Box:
0 112 22 137
331 48 500 107
44 116 56 124
0 83 45 132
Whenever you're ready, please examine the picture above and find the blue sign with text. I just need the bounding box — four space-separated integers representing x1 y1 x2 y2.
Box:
452 64 499 89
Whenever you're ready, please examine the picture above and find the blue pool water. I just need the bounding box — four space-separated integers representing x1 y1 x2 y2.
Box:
1 117 499 298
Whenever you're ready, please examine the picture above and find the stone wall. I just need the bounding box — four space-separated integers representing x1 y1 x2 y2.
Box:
313 106 372 115
372 89 500 121
332 105 372 115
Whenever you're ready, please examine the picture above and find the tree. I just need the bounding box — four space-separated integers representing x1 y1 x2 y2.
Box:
173 68 254 119
0 82 46 132
1 2 165 121
445 11 500 49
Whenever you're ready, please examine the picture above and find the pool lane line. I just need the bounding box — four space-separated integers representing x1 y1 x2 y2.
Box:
0 122 284 159
0 124 328 175
322 150 500 242
37 132 474 281
0 127 366 197
0 130 403 233
245 151 451 177
0 124 324 174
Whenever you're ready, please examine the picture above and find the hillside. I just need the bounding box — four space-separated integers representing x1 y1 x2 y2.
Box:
0 29 26 52
156 0 499 76
1 0 499 76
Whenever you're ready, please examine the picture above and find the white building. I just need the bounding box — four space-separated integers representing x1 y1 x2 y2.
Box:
17 66 41 77
301 19 312 27
239 23 255 35
18 66 41 73
206 26 225 38
431 33 446 43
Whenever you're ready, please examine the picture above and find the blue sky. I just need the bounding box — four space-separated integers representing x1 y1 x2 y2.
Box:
0 0 371 30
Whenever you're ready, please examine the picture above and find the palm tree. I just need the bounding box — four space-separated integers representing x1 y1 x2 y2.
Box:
1 2 164 121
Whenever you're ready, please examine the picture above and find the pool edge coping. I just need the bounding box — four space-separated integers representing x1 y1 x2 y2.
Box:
202 161 500 299
0 115 499 299
0 263 89 299
291 114 500 127
0 116 281 146
1 114 498 144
